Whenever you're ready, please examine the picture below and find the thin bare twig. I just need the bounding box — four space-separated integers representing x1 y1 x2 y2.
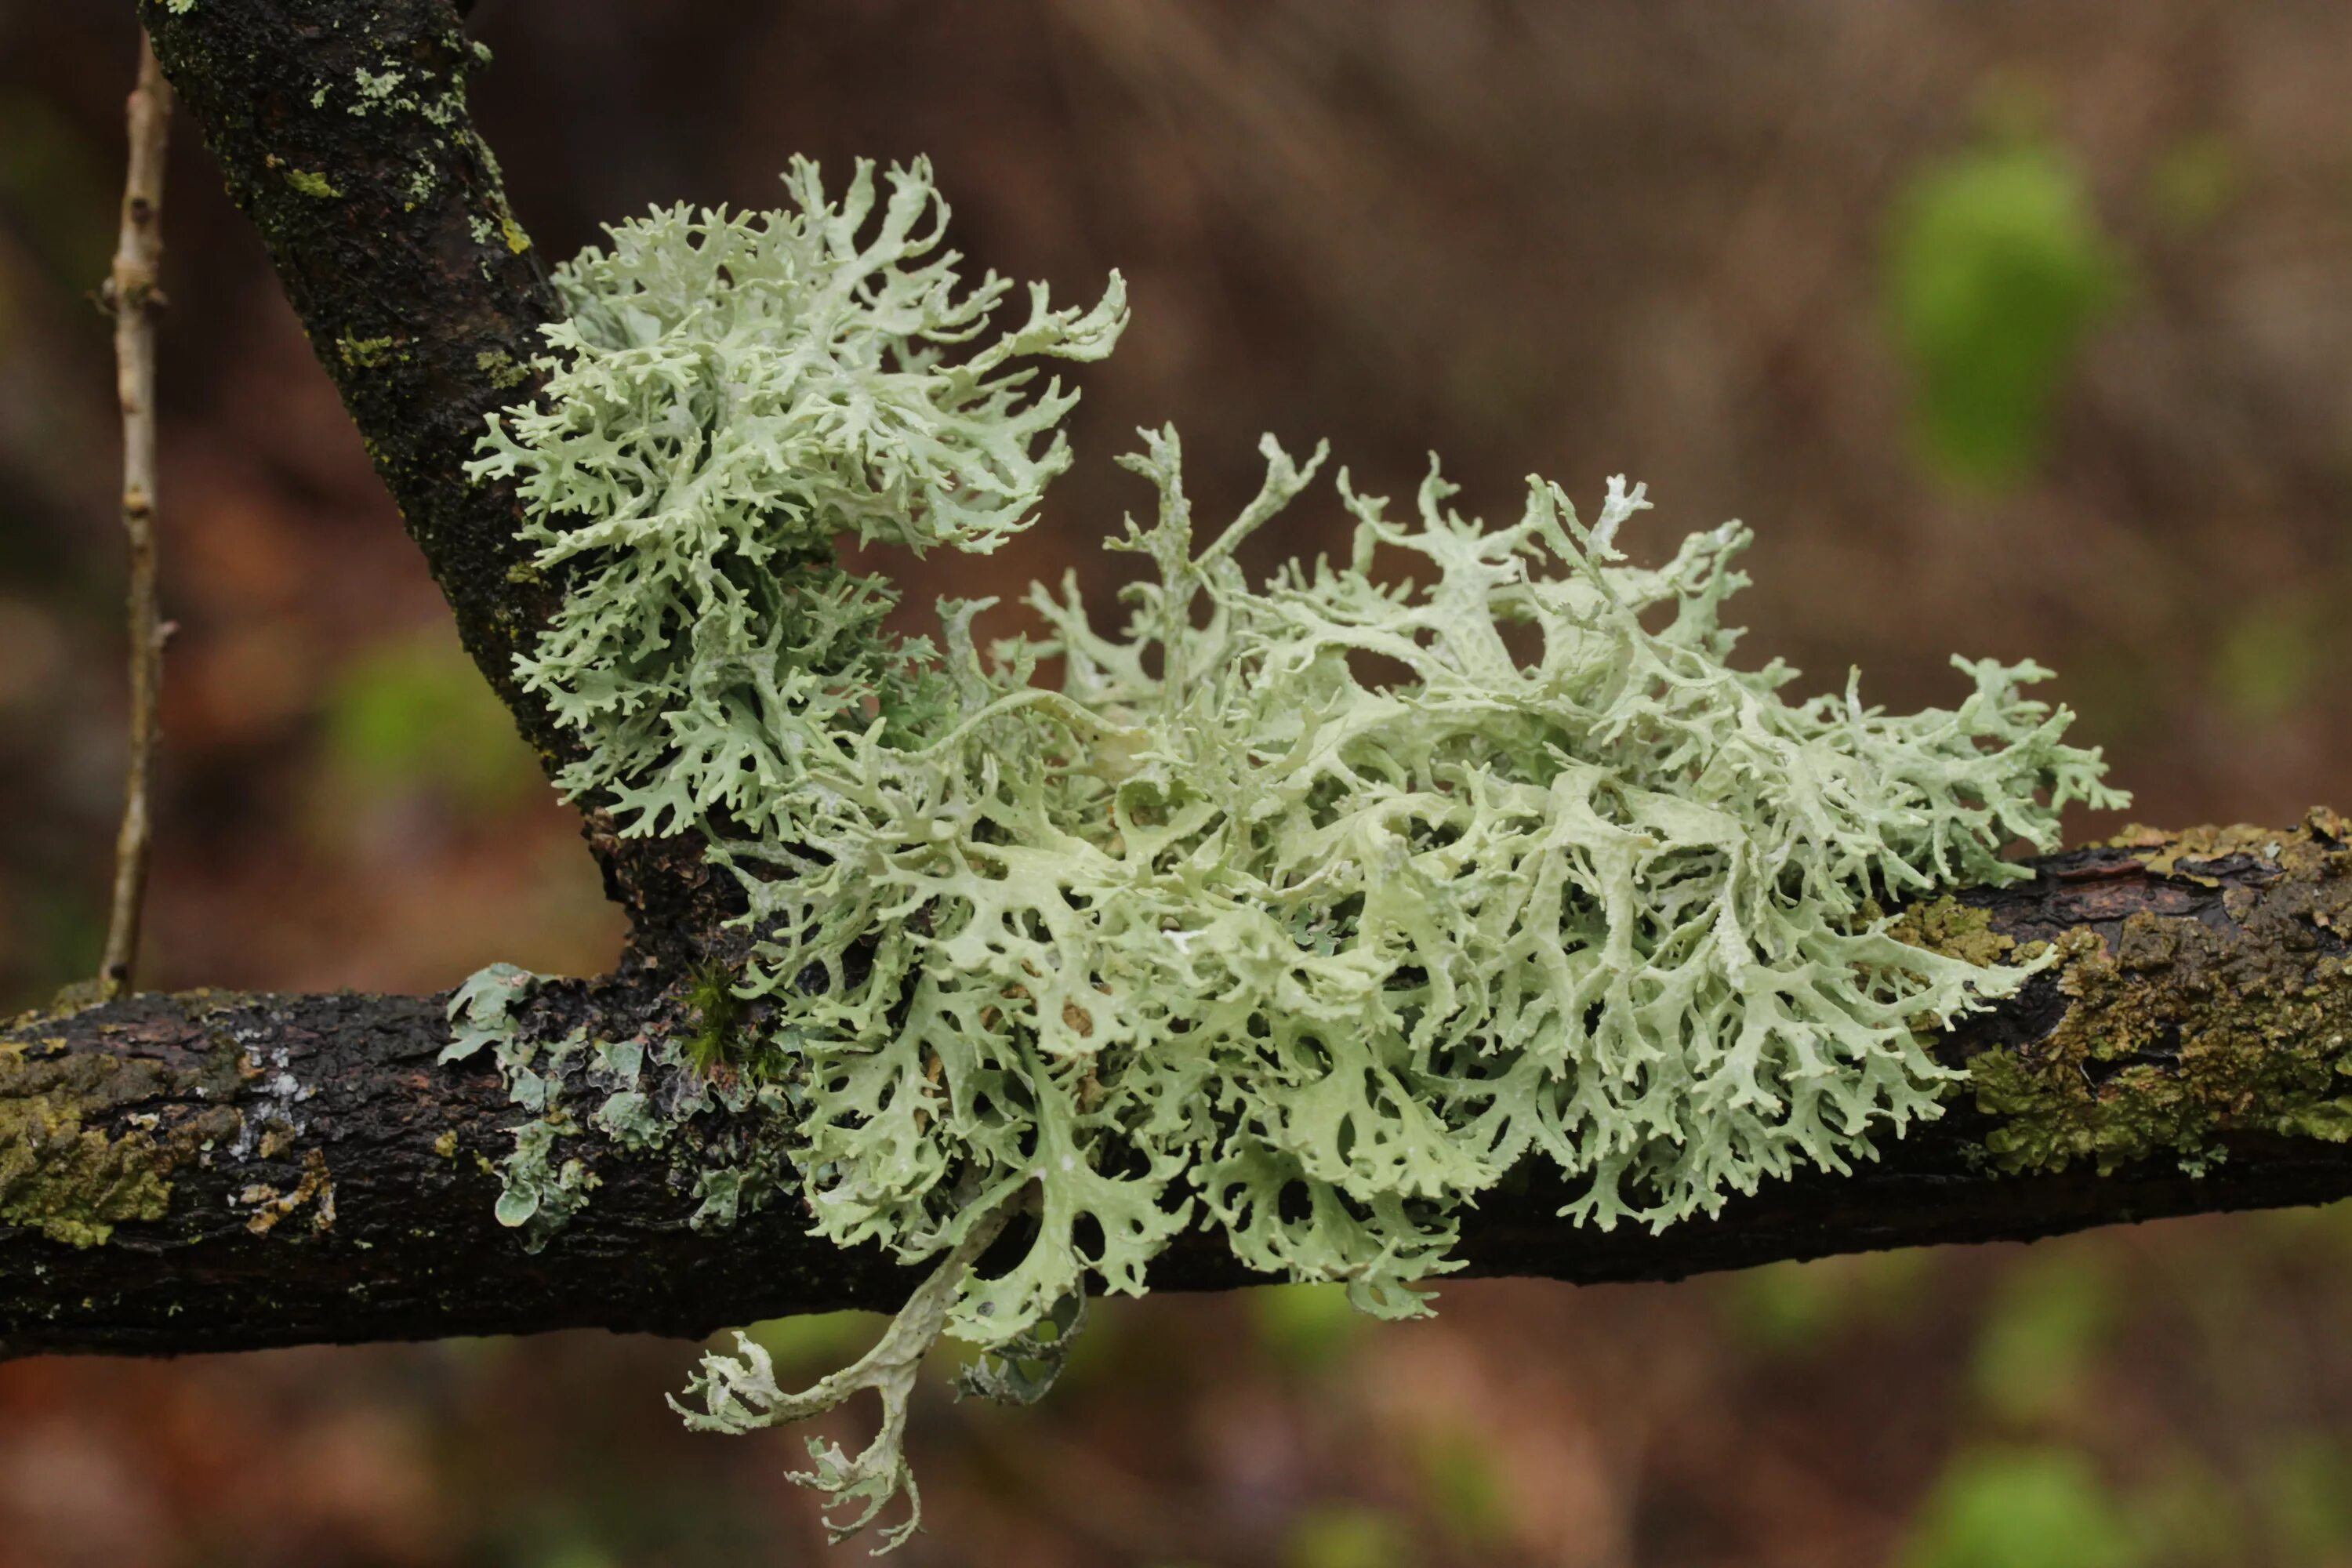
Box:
97 33 173 1000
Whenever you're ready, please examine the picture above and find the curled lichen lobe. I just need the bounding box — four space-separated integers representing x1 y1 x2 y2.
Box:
1964 808 2352 1175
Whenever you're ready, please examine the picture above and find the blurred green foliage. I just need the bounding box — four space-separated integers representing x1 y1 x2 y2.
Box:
1969 1247 2117 1425
524 1544 619 1568
742 1310 884 1378
1414 1425 1515 1547
2211 600 2318 725
2260 1436 2352 1562
2134 1454 2245 1567
0 90 111 285
1718 1249 1931 1356
1283 1504 1410 1568
16 881 101 1008
1905 1435 2352 1568
1899 1446 2144 1568
321 631 542 814
2148 134 2241 233
1251 1283 1368 1375
1885 134 2128 490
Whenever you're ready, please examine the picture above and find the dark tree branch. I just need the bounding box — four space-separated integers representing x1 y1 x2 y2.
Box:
134 0 730 956
9 822 2352 1358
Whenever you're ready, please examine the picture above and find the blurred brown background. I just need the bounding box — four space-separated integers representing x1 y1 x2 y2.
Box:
5 2 2352 1564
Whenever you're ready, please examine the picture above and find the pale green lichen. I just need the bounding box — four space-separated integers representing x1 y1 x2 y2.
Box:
443 964 800 1247
466 154 2122 1545
676 1206 1016 1552
353 66 406 107
468 206 534 261
442 967 593 1249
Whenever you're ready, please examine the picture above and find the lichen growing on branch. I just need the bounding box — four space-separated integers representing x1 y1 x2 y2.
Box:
466 154 2123 1546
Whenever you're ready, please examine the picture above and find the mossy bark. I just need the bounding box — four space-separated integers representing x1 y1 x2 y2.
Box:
9 824 2352 1357
0 985 924 1357
1952 810 2352 1178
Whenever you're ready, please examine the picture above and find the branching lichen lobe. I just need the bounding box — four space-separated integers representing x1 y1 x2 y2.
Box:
464 155 2124 1543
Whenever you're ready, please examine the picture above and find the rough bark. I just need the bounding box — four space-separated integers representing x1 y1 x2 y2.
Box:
9 822 2352 1358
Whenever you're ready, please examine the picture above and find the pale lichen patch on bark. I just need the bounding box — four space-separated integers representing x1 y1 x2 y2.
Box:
240 1146 336 1236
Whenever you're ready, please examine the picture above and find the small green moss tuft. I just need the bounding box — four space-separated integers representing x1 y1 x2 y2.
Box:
681 964 746 1078
338 334 398 369
0 1095 173 1247
1891 895 2019 969
282 167 342 199
0 1036 243 1247
475 347 532 390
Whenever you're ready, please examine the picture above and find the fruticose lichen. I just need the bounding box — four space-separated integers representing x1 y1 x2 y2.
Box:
463 154 2122 1546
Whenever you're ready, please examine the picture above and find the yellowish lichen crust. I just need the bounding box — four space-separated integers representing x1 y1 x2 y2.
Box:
0 1033 241 1247
1967 810 2352 1175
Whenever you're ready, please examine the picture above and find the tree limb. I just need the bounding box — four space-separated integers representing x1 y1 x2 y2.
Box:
135 0 731 956
87 2 2352 1363
8 821 2352 1358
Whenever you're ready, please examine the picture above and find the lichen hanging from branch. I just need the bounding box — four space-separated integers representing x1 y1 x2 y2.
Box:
463 154 2125 1544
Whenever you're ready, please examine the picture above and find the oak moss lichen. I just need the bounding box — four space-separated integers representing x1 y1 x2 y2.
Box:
458 155 2122 1545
